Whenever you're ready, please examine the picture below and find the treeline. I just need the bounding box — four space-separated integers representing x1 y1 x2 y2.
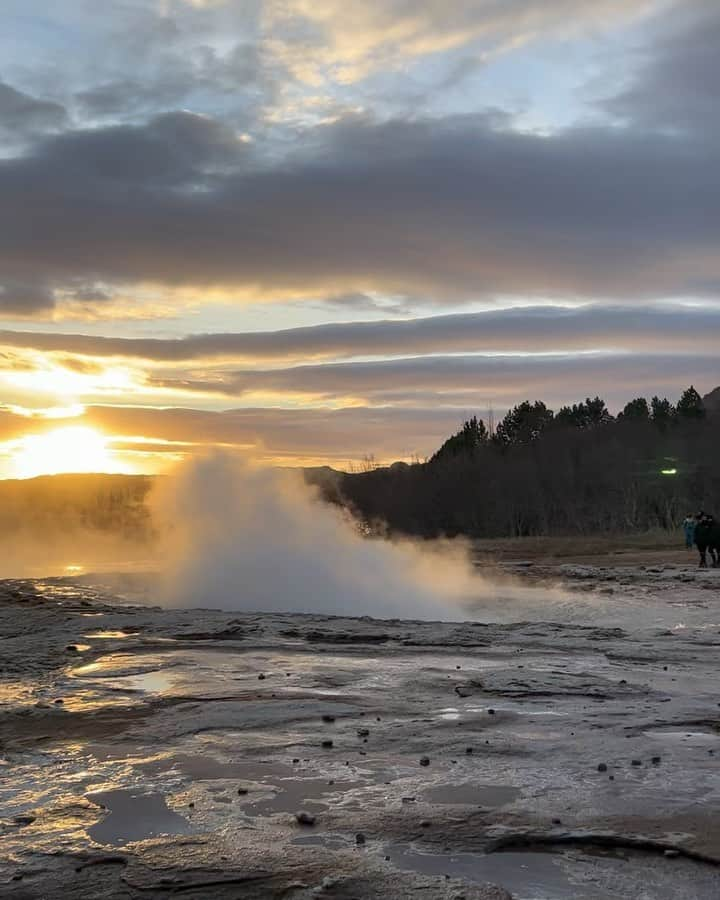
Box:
334 386 720 538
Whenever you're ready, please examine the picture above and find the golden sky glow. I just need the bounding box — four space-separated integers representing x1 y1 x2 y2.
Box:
7 426 132 479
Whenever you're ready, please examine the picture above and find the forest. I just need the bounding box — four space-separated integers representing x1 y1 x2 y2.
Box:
333 386 720 538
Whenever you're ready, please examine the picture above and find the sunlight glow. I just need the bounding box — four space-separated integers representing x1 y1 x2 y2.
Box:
9 426 131 479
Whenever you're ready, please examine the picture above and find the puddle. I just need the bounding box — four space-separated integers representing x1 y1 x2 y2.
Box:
86 789 194 845
292 833 353 850
644 729 720 745
244 776 362 817
386 844 588 900
84 631 131 639
139 753 368 816
422 783 521 807
141 754 295 781
113 671 176 693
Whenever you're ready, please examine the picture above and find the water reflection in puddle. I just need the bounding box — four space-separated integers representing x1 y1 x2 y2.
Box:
84 631 131 639
86 789 194 845
386 844 596 900
644 729 720 745
292 833 352 850
422 783 521 807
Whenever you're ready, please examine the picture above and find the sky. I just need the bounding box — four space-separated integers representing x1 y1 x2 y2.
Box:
0 0 718 475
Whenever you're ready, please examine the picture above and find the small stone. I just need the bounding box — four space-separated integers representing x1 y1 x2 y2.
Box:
53 699 64 705
322 714 336 723
631 759 642 767
597 763 607 772
419 756 430 767
552 818 562 825
258 673 266 680
188 802 195 808
355 833 366 845
465 747 473 754
357 728 370 737
295 811 316 826
237 787 249 795
292 758 300 764
488 708 495 715
420 820 432 828
321 739 334 748
652 756 661 765
13 815 35 826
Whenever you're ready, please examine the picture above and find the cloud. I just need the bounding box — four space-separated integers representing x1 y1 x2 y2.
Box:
0 80 67 140
1 110 719 315
264 0 658 83
601 1 719 135
0 281 55 315
1 304 720 362
149 352 720 409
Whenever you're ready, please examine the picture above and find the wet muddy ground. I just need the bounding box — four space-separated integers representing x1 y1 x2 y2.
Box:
1 562 720 898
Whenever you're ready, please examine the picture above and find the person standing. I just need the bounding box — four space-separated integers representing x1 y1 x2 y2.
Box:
683 514 697 549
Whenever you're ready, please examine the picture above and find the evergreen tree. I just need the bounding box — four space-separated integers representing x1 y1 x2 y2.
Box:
676 385 706 420
432 415 488 461
556 397 612 428
619 397 650 421
494 401 554 446
651 396 676 428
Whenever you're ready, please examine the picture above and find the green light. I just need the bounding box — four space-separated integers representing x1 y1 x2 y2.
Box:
660 468 677 476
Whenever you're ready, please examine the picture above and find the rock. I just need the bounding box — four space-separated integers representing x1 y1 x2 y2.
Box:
597 763 608 772
322 713 336 722
295 811 316 826
13 815 36 826
420 820 432 828
355 833 366 845
419 756 430 766
465 746 473 754
292 758 300 764
631 759 642 767
488 708 496 715
357 728 370 737
258 673 266 680
237 787 249 795
321 739 334 748
652 756 661 765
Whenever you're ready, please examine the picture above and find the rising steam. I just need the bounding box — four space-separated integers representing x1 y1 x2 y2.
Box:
151 454 478 620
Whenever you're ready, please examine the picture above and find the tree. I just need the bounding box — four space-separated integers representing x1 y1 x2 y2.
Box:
494 401 554 446
676 385 706 421
619 397 650 421
556 397 613 429
651 396 676 428
432 415 488 461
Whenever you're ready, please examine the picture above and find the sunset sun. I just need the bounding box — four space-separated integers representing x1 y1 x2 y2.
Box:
10 426 126 479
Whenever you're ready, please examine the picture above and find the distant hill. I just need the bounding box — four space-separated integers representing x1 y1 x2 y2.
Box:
703 386 720 413
0 473 155 539
0 467 343 540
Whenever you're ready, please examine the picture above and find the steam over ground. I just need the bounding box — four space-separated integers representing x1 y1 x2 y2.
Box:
151 454 479 620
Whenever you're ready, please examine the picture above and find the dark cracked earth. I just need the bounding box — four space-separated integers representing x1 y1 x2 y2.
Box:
1 561 720 899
